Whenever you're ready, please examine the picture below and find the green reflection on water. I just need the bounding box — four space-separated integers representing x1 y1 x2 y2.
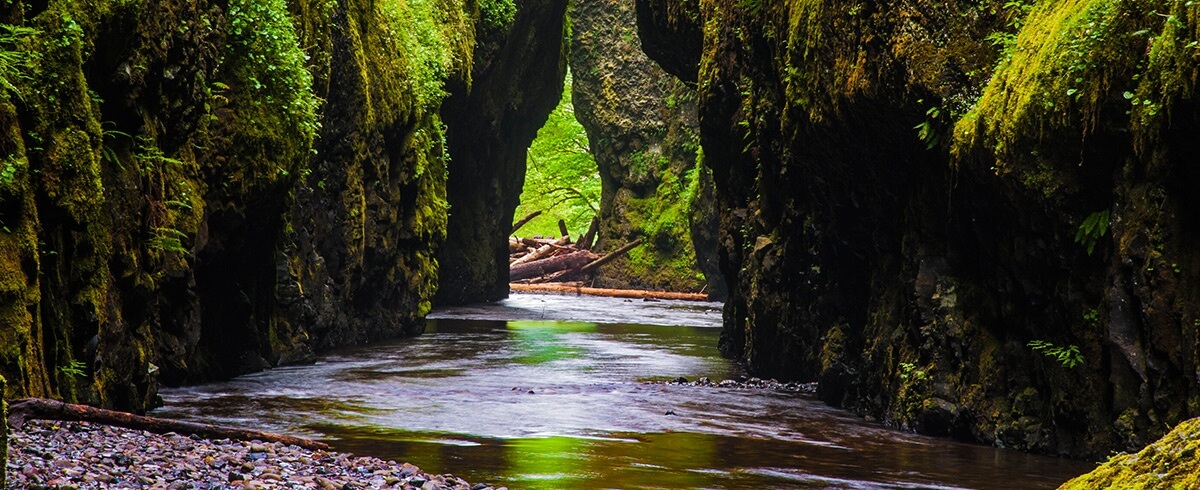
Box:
507 321 597 365
316 424 724 489
509 436 587 489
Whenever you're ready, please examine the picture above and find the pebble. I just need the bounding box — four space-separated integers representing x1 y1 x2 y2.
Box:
5 420 500 490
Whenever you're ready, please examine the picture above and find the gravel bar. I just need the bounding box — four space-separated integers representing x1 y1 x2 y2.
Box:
5 420 502 490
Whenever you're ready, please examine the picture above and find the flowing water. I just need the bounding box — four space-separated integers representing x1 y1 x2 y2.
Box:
153 294 1094 489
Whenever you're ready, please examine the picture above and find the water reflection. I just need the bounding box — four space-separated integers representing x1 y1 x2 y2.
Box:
154 295 1093 489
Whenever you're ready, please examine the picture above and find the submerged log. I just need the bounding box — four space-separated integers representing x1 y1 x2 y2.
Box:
510 250 596 281
509 283 709 301
6 398 329 451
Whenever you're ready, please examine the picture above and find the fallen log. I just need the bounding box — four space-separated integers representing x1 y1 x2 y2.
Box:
581 238 643 274
557 219 570 239
520 236 569 248
510 211 542 235
510 250 596 281
527 269 576 283
509 283 710 301
6 398 329 451
510 243 556 267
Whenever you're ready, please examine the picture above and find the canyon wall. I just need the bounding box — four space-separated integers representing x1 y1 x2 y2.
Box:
638 0 1200 457
569 0 721 295
0 0 474 411
436 0 570 305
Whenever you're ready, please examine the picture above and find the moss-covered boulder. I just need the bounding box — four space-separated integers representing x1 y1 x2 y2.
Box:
0 0 473 411
1060 417 1200 489
637 0 1200 457
570 0 720 294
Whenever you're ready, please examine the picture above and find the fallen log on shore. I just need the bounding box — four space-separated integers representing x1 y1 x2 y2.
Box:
509 283 710 301
510 250 597 281
6 398 329 451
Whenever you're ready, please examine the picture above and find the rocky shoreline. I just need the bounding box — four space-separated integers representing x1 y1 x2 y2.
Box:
5 420 499 490
657 375 819 394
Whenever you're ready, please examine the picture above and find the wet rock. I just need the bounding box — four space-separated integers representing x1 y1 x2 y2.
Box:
657 376 818 394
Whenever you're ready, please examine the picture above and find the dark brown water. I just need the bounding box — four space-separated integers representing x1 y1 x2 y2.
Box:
153 294 1094 489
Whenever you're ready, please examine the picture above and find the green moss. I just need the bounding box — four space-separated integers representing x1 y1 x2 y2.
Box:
1131 0 1200 148
222 0 319 187
1060 417 1200 489
953 0 1192 173
612 151 706 291
478 0 517 38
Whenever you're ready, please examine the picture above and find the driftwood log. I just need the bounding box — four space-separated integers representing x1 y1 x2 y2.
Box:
6 398 329 451
509 283 709 301
510 250 597 281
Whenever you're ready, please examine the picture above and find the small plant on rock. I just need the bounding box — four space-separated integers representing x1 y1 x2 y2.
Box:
57 358 86 378
1028 340 1084 368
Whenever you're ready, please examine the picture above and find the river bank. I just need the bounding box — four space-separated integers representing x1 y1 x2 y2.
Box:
5 420 496 490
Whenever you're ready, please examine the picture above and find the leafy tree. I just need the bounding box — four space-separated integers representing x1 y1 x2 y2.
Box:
515 73 600 238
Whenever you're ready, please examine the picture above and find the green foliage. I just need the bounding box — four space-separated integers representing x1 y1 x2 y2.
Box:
1130 0 1200 145
1028 340 1084 368
478 0 516 36
913 102 943 150
57 358 86 378
0 24 37 99
0 155 22 191
899 362 929 382
148 227 189 255
379 0 462 112
227 0 320 141
985 0 1039 63
1074 209 1109 255
516 73 600 237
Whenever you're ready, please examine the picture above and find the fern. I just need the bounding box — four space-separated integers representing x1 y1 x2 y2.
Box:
1028 340 1084 368
1074 210 1109 255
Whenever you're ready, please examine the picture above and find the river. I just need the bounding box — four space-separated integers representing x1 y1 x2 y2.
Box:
152 293 1094 489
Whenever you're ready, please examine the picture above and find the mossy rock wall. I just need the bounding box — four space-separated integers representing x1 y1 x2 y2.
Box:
0 0 471 411
1 374 6 488
436 0 570 305
638 0 1200 458
570 0 720 295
